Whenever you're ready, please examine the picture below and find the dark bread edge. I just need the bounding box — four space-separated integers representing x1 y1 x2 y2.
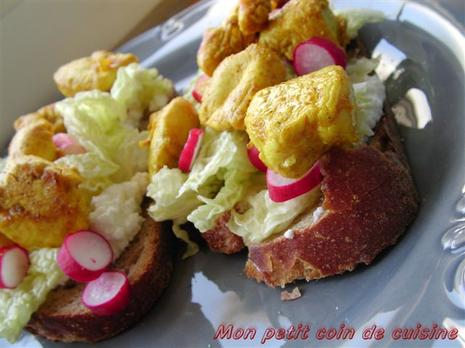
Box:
26 218 173 343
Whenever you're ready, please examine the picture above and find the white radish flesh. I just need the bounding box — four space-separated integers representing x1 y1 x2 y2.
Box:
247 146 267 172
52 133 86 155
82 271 130 316
0 246 29 289
178 128 205 172
267 161 322 202
57 231 113 282
293 37 347 76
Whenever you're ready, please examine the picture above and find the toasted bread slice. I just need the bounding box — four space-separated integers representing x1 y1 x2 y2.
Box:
245 113 419 287
202 212 245 254
26 217 173 342
201 113 418 287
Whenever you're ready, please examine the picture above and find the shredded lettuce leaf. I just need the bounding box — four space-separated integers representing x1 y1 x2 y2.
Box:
148 167 204 222
0 249 66 342
227 189 321 245
56 91 148 191
348 58 386 137
111 63 173 127
337 9 385 39
187 169 262 232
147 129 259 257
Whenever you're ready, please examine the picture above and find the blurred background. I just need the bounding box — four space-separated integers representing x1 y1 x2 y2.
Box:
0 0 198 147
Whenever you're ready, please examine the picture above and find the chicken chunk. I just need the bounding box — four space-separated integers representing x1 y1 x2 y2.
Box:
9 118 57 161
238 0 272 35
245 65 358 178
197 7 257 76
259 0 344 60
0 233 14 248
14 104 65 134
148 97 200 175
54 50 138 97
0 156 92 250
200 44 287 131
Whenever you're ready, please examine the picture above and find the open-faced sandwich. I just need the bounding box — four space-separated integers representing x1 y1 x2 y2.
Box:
0 51 175 343
147 0 419 287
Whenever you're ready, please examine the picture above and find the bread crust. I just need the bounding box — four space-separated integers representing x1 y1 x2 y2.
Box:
202 212 245 254
26 218 173 342
244 114 419 287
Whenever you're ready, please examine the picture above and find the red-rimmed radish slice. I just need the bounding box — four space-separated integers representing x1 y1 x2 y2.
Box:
192 74 210 103
247 146 267 172
293 37 347 76
82 271 130 316
267 161 322 202
0 246 29 289
57 231 113 282
178 128 205 172
52 133 86 155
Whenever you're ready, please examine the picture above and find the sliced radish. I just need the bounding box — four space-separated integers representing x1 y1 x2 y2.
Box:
82 271 130 316
57 231 113 282
247 146 267 172
52 133 86 155
267 161 322 202
178 128 205 172
293 37 347 76
0 246 29 289
192 74 210 103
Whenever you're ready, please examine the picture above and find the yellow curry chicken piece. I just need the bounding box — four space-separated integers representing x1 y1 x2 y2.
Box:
200 44 287 131
0 233 14 248
0 156 92 250
197 6 257 76
148 97 200 175
54 50 138 97
14 104 65 134
8 118 57 161
245 65 359 178
9 104 65 162
259 0 345 60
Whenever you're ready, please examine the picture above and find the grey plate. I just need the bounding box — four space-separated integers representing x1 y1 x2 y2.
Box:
3 0 465 347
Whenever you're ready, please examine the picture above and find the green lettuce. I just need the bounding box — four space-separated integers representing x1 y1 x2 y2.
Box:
147 129 259 257
227 189 321 245
148 167 203 222
0 249 66 342
347 58 386 137
56 91 148 191
188 169 263 232
337 9 385 39
111 63 173 127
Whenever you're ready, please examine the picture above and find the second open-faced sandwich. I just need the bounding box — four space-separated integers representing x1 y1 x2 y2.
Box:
0 51 175 343
146 0 419 288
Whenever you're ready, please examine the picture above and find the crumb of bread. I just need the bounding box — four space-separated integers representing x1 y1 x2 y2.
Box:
280 287 302 301
284 229 294 239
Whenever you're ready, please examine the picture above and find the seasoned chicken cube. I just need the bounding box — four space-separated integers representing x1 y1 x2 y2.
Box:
0 233 14 248
148 97 200 175
54 50 138 97
197 7 256 76
200 44 287 131
0 156 92 250
259 0 343 60
245 65 358 178
14 104 65 133
9 118 57 161
238 0 272 35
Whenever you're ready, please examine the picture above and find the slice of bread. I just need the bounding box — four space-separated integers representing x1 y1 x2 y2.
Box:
26 217 173 342
201 112 419 287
